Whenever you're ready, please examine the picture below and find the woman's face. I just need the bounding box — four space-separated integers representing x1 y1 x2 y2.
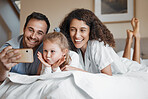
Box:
70 19 90 51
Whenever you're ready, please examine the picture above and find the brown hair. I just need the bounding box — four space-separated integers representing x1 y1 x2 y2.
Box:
59 8 115 51
43 32 71 67
24 12 50 34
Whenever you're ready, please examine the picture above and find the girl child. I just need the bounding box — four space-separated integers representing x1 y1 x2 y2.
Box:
37 32 83 75
59 8 146 75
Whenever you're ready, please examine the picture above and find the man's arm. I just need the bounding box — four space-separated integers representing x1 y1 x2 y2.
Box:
0 46 20 82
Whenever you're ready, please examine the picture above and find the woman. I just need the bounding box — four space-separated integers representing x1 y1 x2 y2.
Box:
59 8 145 75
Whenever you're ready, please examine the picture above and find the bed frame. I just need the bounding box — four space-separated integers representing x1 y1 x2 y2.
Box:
114 38 148 59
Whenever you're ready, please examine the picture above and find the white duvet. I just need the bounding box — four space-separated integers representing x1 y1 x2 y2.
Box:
0 71 148 99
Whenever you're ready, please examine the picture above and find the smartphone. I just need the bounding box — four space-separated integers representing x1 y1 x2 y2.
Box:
7 48 34 63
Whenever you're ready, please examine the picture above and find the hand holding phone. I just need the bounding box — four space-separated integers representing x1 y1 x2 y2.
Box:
7 48 34 63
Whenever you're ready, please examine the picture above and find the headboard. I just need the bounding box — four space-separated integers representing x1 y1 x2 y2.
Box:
114 38 148 59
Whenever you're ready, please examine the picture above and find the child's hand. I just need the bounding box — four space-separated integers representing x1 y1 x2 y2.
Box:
51 56 66 72
37 51 51 67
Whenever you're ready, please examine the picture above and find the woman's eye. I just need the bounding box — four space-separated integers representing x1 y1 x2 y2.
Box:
70 28 76 32
81 29 86 32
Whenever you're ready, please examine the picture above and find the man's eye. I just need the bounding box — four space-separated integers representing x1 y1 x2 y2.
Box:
38 32 43 35
28 28 33 32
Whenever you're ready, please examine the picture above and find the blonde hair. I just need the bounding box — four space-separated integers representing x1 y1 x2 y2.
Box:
43 32 71 68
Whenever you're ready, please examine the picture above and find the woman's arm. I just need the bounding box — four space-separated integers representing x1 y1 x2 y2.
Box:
61 65 87 72
101 64 112 76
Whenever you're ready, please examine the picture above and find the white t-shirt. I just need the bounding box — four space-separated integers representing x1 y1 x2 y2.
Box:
40 50 81 74
77 40 146 74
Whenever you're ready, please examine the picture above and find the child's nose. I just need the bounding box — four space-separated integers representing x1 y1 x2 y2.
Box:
47 52 51 57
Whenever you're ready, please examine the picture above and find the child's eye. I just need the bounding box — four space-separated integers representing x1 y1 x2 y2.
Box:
44 50 48 52
51 50 55 53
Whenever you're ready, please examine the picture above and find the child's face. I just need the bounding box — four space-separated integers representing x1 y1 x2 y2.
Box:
43 40 66 65
70 18 90 51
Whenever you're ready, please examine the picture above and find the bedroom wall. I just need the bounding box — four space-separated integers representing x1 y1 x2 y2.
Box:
0 0 20 47
20 0 148 39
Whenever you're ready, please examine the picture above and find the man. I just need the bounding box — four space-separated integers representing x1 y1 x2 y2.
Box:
0 12 50 82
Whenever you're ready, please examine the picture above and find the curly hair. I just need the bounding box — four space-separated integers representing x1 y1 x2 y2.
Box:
59 8 115 51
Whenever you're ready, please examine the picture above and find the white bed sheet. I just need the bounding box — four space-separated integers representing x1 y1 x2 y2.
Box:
142 59 148 67
0 71 148 99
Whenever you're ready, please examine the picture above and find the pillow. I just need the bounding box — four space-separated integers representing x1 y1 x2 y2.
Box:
117 48 133 59
117 48 143 62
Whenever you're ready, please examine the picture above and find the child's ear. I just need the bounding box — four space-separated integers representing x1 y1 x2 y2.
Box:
62 49 68 56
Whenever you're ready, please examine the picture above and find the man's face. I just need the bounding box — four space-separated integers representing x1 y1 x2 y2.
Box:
23 19 47 49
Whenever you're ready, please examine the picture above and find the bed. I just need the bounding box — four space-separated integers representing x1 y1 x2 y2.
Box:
114 38 148 67
0 38 148 99
114 38 148 59
0 71 148 99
